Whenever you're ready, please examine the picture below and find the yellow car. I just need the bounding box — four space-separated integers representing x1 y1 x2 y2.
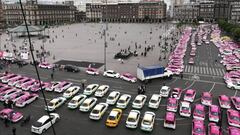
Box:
105 108 122 127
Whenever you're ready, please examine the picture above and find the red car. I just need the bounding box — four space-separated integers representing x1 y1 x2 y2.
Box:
218 95 231 109
193 104 205 120
201 92 212 106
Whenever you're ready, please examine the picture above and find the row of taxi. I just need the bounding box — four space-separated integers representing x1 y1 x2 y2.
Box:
166 27 192 75
211 25 240 90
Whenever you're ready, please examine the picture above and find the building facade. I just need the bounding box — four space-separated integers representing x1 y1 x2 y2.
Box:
173 3 199 22
0 0 4 30
199 1 214 22
4 0 77 26
214 0 229 20
86 1 166 23
229 0 240 24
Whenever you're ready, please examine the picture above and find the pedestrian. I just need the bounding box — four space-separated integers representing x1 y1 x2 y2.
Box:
12 127 16 135
180 73 183 79
51 73 54 80
8 100 13 109
3 100 7 108
4 117 8 127
82 83 85 90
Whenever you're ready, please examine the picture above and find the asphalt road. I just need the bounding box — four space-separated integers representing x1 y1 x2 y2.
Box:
0 25 237 135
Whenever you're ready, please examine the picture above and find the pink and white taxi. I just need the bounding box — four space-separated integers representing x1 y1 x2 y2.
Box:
208 123 222 135
228 126 240 135
8 76 25 86
192 119 205 135
21 79 36 91
193 104 205 120
164 112 176 129
183 89 196 102
179 101 191 117
218 95 231 109
231 96 240 110
38 62 54 69
0 108 23 122
201 92 212 106
227 109 240 128
54 81 72 93
209 105 221 123
15 93 39 107
86 68 99 75
167 98 178 112
120 73 137 83
15 78 32 88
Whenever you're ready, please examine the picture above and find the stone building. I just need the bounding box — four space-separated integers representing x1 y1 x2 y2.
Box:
3 0 77 26
0 0 4 30
199 1 215 22
229 0 240 24
214 0 229 20
173 3 199 22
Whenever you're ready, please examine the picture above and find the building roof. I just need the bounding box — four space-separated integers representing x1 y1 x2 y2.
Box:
8 23 45 33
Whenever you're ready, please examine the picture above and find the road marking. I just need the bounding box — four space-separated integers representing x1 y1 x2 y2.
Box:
182 72 223 78
212 68 216 76
196 66 199 74
39 97 51 101
174 77 225 85
216 69 220 76
209 68 213 75
203 67 206 74
183 80 195 90
234 90 238 97
200 67 202 74
208 83 216 93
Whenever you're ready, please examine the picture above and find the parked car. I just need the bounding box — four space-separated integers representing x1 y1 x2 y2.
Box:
183 89 196 102
218 95 231 109
116 94 131 109
0 89 21 102
140 111 155 132
170 87 182 99
120 73 137 83
0 108 23 122
21 80 37 91
201 92 212 106
89 102 108 120
209 105 221 123
192 119 205 135
86 68 99 75
227 109 240 128
167 98 178 112
79 97 97 112
160 86 171 97
83 84 99 96
38 62 54 69
231 96 240 110
45 81 61 92
15 93 39 107
106 91 120 105
126 110 141 129
193 104 205 120
228 126 240 135
164 112 176 129
148 94 161 109
63 86 80 99
45 97 66 112
31 113 60 134
208 123 222 135
105 108 122 127
94 85 109 97
132 94 147 109
179 101 191 117
64 65 80 72
103 70 120 78
8 91 30 103
67 94 87 109
54 81 72 93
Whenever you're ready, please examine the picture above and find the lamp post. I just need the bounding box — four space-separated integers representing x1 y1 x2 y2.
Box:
103 0 108 71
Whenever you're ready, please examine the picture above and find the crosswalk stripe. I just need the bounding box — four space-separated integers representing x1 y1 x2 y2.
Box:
221 69 225 75
212 68 216 76
196 66 199 74
209 68 213 75
194 66 197 73
216 69 220 76
203 67 206 74
219 69 223 76
206 67 209 74
199 67 202 74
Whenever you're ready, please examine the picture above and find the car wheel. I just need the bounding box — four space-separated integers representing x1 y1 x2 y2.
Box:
42 129 47 133
231 87 235 90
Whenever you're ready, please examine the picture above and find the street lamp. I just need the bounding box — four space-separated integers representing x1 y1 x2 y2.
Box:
103 0 108 71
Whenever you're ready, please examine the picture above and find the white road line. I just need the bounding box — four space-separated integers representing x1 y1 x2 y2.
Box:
196 66 199 74
199 67 202 74
205 67 209 74
174 77 225 85
212 68 216 76
203 67 206 74
183 72 223 78
221 69 225 74
216 69 220 76
209 68 213 75
184 65 188 72
39 97 51 101
183 80 196 90
208 83 216 93
234 90 238 97
187 65 191 72
194 66 197 73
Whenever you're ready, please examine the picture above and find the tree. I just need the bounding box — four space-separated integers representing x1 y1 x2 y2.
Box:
233 28 240 41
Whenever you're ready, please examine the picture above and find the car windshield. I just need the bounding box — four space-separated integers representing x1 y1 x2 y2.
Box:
143 120 151 125
118 100 125 104
186 93 192 97
235 100 240 105
108 96 114 100
82 103 88 107
211 112 218 116
150 99 157 103
91 109 99 114
161 89 167 92
127 117 136 122
85 88 91 91
134 100 141 104
194 128 203 133
70 100 77 104
182 107 189 111
65 91 71 94
203 96 211 100
196 110 203 114
33 121 42 127
168 103 176 107
230 116 240 121
108 116 116 120
48 102 54 106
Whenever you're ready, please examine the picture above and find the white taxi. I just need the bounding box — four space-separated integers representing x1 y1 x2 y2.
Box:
126 110 141 129
83 84 99 96
63 86 80 99
79 97 97 112
89 102 108 120
94 85 109 97
132 95 147 109
141 111 155 132
106 91 120 105
67 94 87 109
148 94 161 109
116 94 131 109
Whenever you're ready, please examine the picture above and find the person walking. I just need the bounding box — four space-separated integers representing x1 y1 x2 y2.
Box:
12 127 16 135
51 73 54 80
4 117 9 127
